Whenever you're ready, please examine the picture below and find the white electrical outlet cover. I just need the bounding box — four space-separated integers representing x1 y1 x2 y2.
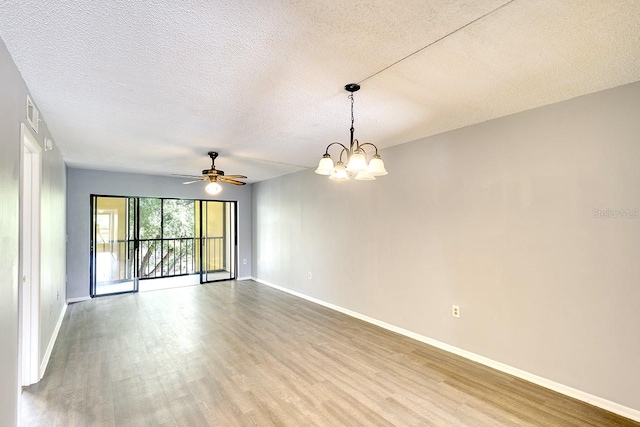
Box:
452 305 460 318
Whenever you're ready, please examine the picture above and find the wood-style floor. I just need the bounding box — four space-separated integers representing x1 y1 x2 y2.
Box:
23 280 638 426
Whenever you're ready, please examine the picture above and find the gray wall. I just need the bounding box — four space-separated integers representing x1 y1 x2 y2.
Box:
252 82 640 411
66 168 252 299
39 128 67 376
0 39 67 426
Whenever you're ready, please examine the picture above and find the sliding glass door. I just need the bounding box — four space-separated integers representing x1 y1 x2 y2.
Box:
90 196 237 296
137 197 200 292
90 196 138 296
199 201 237 283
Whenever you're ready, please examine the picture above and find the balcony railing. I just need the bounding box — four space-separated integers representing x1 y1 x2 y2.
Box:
95 236 225 283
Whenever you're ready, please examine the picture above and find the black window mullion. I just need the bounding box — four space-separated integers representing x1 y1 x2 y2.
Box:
160 198 164 277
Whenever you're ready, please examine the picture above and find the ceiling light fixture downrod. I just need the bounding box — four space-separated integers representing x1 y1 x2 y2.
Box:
315 84 387 181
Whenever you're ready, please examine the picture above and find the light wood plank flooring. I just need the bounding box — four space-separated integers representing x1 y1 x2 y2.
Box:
22 280 639 426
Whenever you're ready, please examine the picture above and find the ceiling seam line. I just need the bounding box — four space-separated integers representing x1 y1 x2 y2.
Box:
357 0 517 85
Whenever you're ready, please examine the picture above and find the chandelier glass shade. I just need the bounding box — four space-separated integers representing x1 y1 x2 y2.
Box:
315 83 387 181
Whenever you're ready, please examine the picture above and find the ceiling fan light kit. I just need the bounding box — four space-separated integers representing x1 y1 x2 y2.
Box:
205 181 222 195
181 151 247 194
315 83 388 181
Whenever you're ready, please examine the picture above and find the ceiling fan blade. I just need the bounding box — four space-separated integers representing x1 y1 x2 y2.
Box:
219 177 246 186
182 179 204 184
223 174 248 179
172 173 203 179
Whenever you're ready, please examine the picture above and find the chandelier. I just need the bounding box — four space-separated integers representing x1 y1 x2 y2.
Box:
315 83 387 181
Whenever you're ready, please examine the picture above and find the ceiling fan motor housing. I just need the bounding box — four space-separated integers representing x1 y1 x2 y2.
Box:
202 168 224 176
204 151 224 176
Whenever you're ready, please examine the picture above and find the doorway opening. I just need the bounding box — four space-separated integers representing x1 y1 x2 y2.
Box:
18 123 41 391
90 196 237 297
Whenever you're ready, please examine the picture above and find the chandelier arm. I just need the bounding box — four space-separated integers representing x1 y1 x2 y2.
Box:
356 142 379 156
324 142 349 155
338 147 349 163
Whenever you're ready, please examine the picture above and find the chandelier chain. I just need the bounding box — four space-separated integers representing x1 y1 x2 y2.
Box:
350 93 355 129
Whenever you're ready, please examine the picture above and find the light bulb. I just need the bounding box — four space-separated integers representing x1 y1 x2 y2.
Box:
205 182 222 195
346 150 367 172
329 161 349 181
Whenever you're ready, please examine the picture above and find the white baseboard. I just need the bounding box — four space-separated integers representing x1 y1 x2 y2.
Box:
39 303 67 379
66 296 91 304
236 276 251 281
250 277 640 423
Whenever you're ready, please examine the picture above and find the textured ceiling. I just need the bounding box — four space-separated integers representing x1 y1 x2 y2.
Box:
1 0 639 182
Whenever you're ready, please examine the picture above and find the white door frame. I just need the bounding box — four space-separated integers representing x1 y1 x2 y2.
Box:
18 123 41 388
